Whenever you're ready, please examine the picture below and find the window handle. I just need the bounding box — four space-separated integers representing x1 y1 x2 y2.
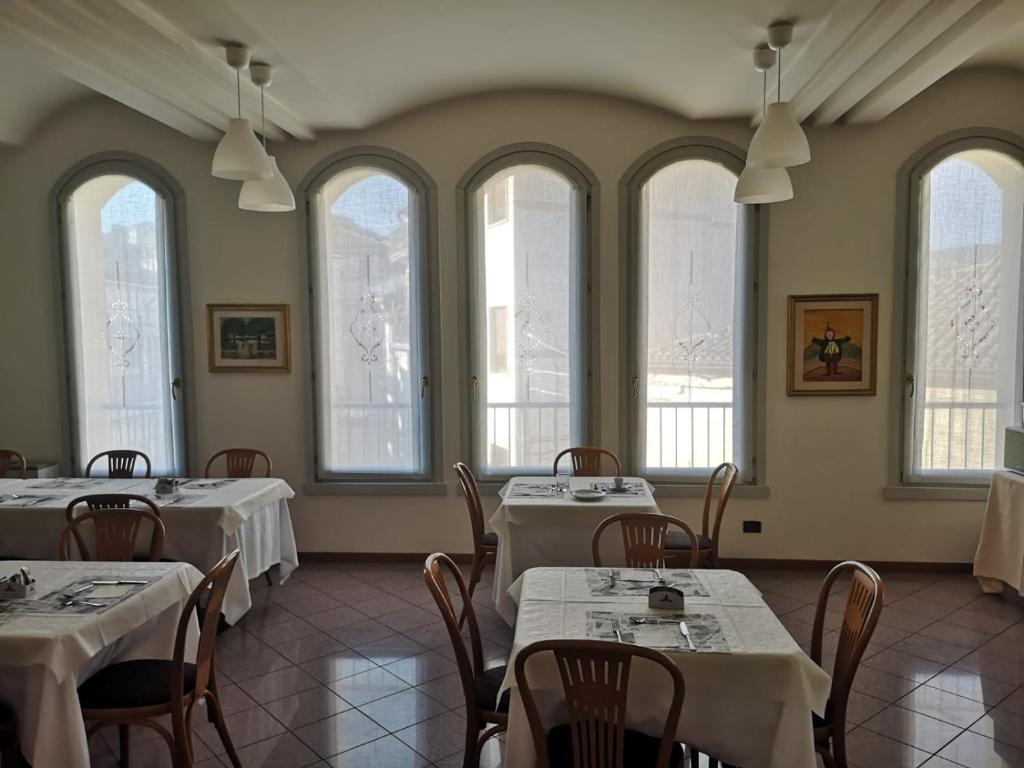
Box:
171 377 181 401
471 375 479 399
420 376 429 398
905 374 915 398
631 375 639 401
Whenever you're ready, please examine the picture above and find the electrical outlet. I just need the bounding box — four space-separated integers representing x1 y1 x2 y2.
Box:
742 520 762 534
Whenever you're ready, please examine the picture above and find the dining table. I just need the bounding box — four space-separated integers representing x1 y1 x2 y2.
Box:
490 476 661 623
498 567 832 768
0 476 298 622
0 560 203 768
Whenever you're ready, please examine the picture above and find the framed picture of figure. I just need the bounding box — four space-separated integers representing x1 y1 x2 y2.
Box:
787 294 878 396
207 304 291 373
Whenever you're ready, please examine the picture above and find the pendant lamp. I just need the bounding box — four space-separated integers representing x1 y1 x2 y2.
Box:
736 46 793 204
746 22 810 169
212 44 272 181
239 63 296 212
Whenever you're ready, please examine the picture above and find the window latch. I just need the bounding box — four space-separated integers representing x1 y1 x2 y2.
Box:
631 375 639 401
471 375 479 399
420 376 429 397
170 377 182 401
905 374 915 398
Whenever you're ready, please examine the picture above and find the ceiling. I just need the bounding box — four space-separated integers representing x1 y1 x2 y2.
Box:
1 0 1024 146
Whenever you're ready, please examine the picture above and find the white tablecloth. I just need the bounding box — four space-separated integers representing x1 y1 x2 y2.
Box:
974 471 1024 594
501 567 831 768
0 560 202 768
490 477 660 623
0 477 299 622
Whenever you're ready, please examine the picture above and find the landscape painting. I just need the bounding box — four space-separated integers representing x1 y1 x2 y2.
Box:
787 294 877 396
207 304 290 372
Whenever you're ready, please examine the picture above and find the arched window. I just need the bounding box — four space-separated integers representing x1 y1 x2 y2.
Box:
58 160 186 476
461 147 594 477
306 151 437 480
623 141 756 481
904 141 1024 483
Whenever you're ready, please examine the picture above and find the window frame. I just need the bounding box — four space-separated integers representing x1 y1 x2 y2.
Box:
457 143 598 483
301 146 441 486
619 138 763 486
52 153 196 476
894 129 1024 489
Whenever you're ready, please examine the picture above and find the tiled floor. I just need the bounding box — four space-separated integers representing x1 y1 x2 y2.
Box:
84 562 1024 768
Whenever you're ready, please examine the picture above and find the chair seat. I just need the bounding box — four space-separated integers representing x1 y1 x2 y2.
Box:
663 530 713 551
78 660 196 710
546 723 683 767
480 531 498 548
474 665 510 714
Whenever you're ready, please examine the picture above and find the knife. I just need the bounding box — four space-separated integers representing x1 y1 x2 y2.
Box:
679 621 696 652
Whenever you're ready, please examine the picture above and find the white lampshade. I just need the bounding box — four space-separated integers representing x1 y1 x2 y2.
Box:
734 164 793 204
746 102 810 168
212 118 272 180
239 156 295 212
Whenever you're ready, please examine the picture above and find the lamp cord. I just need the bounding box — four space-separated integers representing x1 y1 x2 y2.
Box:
762 70 767 117
260 87 266 150
777 48 783 103
236 69 241 118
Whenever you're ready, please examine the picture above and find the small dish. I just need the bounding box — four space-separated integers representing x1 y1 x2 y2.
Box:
572 489 606 502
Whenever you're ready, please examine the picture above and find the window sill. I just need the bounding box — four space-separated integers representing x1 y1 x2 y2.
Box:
303 481 448 496
882 486 988 502
651 483 770 499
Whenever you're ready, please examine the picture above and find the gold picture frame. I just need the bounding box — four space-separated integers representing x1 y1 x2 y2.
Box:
787 294 878 396
206 304 291 373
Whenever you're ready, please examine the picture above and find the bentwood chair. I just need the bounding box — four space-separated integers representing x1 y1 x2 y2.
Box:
64 494 165 562
424 553 507 768
515 639 686 768
59 509 166 562
453 462 497 602
552 447 622 477
85 450 152 479
592 513 701 569
204 448 273 478
663 462 738 567
811 562 884 768
0 450 27 480
77 550 243 768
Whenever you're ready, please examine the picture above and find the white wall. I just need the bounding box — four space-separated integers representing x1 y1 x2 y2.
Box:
2 68 1022 563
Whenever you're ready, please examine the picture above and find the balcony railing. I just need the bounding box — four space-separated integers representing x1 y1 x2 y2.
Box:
918 400 998 471
646 402 733 470
486 401 571 470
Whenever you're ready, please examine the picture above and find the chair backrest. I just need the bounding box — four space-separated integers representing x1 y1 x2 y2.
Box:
65 494 163 561
0 449 27 480
204 448 272 478
592 513 701 569
85 450 152 478
701 462 738 548
515 639 685 768
553 447 622 477
811 561 884 731
423 553 487 716
453 462 486 554
59 508 166 561
172 550 239 705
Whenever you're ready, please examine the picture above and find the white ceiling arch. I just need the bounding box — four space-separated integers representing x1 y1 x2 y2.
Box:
1 0 1023 146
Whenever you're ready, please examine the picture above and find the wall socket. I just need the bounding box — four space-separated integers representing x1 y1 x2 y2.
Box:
742 520 762 534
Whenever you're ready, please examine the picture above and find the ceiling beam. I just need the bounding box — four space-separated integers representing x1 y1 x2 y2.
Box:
845 0 1024 122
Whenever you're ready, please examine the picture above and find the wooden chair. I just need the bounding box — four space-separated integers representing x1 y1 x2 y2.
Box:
424 553 507 768
204 448 272 478
663 462 738 567
592 513 701 569
77 550 243 768
552 447 622 477
85 450 152 479
515 639 685 768
811 561 884 768
0 703 18 768
453 462 497 603
60 509 166 562
0 450 26 480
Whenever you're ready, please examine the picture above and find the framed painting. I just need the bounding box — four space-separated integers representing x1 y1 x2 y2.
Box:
207 304 291 373
787 294 878 396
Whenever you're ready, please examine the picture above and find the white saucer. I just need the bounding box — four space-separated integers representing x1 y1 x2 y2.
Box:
572 489 607 502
